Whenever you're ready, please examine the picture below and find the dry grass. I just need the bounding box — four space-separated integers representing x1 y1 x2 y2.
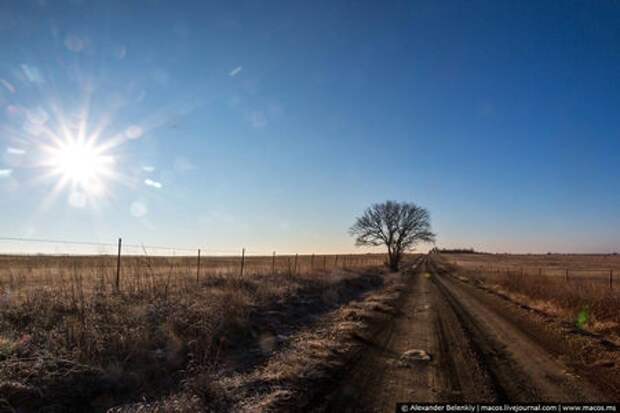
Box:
440 253 620 338
0 253 390 412
445 252 620 281
110 271 410 412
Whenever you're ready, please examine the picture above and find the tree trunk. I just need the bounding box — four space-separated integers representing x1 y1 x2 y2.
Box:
388 251 400 272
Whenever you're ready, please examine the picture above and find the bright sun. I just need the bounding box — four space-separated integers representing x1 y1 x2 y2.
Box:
50 140 112 187
31 105 129 208
43 134 116 206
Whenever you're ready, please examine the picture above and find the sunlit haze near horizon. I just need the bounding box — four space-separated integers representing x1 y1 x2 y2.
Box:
1 1 619 255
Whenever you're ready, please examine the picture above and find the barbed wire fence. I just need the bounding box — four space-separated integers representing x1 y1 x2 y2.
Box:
0 236 387 291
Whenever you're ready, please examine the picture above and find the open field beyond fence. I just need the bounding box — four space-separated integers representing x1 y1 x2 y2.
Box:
443 252 620 287
0 252 386 296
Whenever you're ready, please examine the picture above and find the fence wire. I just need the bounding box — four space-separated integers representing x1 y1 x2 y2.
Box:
0 235 387 293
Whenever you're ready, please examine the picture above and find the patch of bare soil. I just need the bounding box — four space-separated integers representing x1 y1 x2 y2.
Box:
432 259 620 399
308 256 617 412
316 256 497 412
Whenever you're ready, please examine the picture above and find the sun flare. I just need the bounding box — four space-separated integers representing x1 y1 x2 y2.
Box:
27 102 130 209
40 126 119 207
49 139 114 190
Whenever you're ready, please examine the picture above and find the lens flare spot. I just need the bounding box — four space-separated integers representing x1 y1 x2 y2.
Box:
125 125 143 139
144 178 162 189
130 201 147 217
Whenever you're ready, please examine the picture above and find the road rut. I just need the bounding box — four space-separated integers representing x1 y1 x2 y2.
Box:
318 257 613 412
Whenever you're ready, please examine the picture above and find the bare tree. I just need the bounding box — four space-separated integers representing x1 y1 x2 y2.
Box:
349 201 436 271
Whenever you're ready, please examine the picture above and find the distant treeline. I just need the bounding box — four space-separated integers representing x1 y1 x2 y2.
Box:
430 248 479 254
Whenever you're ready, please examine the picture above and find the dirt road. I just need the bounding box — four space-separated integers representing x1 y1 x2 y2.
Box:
318 256 614 412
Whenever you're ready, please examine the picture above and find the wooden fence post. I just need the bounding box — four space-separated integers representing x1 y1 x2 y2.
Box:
293 253 298 275
323 255 327 271
240 248 245 277
196 249 201 282
311 254 315 270
565 269 569 282
334 255 339 268
115 238 122 291
272 251 276 274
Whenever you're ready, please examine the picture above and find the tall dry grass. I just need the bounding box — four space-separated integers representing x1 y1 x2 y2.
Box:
439 253 620 337
0 253 386 411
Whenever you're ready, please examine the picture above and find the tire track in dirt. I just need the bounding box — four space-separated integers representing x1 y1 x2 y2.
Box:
318 256 611 412
429 259 609 402
314 258 430 412
319 256 495 411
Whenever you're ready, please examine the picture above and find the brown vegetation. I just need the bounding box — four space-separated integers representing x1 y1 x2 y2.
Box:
439 253 620 339
0 253 400 412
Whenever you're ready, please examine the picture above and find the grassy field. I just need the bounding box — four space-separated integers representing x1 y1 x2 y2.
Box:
0 253 398 411
444 252 620 280
0 253 384 295
4 252 618 410
440 253 620 338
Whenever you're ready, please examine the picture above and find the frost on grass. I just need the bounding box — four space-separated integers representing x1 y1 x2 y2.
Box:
0 255 391 411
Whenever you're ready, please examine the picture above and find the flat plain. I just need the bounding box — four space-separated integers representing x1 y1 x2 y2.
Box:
1 252 619 412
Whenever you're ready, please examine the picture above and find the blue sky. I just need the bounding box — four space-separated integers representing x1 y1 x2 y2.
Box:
0 0 619 254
